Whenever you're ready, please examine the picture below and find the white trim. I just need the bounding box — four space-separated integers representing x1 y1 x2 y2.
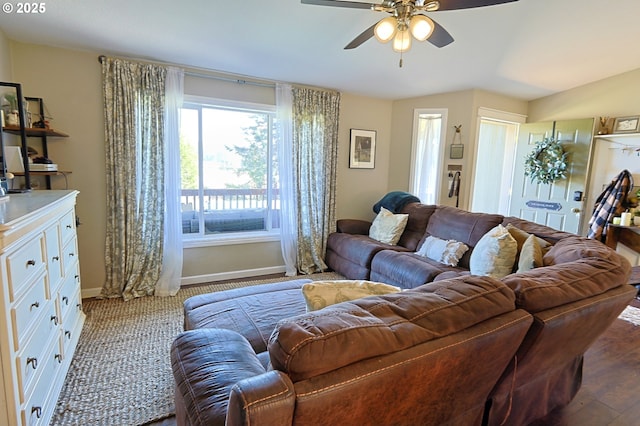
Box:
81 265 288 299
477 107 527 124
180 266 287 286
183 94 275 112
183 232 280 248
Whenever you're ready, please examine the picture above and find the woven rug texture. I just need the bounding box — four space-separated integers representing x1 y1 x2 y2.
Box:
51 272 342 426
618 305 640 326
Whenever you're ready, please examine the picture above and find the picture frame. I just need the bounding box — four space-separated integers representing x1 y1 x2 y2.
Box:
349 129 376 169
612 116 640 134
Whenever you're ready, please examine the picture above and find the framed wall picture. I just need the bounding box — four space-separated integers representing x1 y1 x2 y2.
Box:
612 116 640 134
349 129 376 169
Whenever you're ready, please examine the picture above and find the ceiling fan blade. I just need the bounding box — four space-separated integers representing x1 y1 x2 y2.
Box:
435 0 519 11
344 23 376 49
301 0 374 9
427 18 454 48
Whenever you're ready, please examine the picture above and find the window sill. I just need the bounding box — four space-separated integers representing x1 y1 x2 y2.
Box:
183 231 281 248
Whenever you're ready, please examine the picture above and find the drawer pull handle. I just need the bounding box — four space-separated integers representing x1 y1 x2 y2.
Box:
30 301 40 310
77 303 83 311
52 256 60 261
68 252 75 257
65 330 71 339
62 296 69 305
31 406 42 418
66 224 72 229
55 353 62 363
75 274 80 281
51 315 58 325
26 259 36 267
27 357 38 369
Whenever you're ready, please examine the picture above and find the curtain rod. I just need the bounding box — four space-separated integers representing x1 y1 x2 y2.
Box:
97 55 276 89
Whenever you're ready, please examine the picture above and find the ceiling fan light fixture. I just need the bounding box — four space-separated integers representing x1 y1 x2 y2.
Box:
392 28 412 53
409 15 434 41
374 16 397 43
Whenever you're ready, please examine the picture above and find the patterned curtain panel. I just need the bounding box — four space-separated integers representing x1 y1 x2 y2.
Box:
291 87 341 274
101 57 167 300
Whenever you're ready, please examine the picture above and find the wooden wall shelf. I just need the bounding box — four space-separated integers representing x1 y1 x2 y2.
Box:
2 125 69 138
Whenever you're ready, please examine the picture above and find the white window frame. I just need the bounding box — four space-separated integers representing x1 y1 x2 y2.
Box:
180 95 280 248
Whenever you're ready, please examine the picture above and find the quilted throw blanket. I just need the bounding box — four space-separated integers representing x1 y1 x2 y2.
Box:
588 169 634 242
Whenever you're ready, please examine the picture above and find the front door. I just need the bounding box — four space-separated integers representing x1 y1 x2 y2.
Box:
509 118 594 234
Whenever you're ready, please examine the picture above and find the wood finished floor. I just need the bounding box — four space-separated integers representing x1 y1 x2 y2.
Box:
150 294 640 426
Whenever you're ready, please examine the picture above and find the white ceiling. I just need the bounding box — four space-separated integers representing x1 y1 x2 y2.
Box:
1 0 640 101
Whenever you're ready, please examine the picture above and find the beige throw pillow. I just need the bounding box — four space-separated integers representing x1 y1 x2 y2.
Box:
369 207 409 245
506 223 552 271
302 280 401 311
416 235 469 266
517 234 544 272
470 224 518 278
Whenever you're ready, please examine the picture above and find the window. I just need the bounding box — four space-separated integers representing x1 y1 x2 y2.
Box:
180 97 279 241
409 109 447 204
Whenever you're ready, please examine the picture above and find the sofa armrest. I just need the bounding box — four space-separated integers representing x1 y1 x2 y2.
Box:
337 219 371 235
227 371 296 426
171 328 267 426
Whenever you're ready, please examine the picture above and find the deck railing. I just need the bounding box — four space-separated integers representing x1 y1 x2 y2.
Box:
181 188 279 212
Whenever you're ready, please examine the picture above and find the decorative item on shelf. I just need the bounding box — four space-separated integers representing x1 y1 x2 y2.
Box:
612 116 640 134
524 137 568 185
449 124 463 159
598 116 611 135
634 210 640 226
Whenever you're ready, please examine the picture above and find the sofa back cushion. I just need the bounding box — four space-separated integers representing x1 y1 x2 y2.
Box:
424 206 503 269
396 203 437 250
268 275 516 382
501 236 631 313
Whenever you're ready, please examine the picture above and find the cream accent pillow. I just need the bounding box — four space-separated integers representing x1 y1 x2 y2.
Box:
470 224 518 278
506 223 552 271
302 280 401 311
369 207 409 245
517 234 544 272
416 235 469 266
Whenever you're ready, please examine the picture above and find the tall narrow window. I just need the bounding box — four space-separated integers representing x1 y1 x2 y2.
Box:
179 98 279 239
410 109 447 204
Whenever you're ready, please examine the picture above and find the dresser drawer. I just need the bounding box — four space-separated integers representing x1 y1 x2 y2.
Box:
58 269 80 321
61 292 83 356
61 236 78 278
11 274 50 350
59 210 76 246
44 223 63 292
6 237 45 301
16 324 58 403
21 340 63 426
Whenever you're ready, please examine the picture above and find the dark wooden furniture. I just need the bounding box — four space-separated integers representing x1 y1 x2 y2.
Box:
605 224 640 253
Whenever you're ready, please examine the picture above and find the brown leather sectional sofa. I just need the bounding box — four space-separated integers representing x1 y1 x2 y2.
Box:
171 203 635 426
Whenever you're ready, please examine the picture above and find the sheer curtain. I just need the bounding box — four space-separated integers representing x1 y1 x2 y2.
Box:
412 114 442 204
155 67 184 296
278 86 340 275
101 57 170 300
276 83 298 276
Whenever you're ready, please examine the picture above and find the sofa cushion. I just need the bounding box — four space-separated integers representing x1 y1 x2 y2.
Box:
369 207 409 245
301 280 401 311
424 206 503 269
470 224 518 278
396 203 438 250
268 275 516 382
502 236 632 312
416 235 469 266
370 250 460 289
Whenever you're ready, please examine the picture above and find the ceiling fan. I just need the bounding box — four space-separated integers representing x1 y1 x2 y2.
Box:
301 0 519 56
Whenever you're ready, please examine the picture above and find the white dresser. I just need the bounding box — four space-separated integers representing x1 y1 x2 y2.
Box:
0 190 85 426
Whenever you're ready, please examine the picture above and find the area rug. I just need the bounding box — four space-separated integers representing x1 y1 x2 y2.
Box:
50 272 343 426
618 305 640 326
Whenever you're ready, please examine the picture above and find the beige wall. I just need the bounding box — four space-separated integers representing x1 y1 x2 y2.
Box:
0 29 11 80
9 42 106 296
389 89 528 210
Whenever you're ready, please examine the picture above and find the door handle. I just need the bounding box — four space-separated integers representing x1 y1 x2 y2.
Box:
571 208 581 213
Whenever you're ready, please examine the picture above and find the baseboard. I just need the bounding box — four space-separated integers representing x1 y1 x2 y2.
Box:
82 265 288 299
181 266 287 286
